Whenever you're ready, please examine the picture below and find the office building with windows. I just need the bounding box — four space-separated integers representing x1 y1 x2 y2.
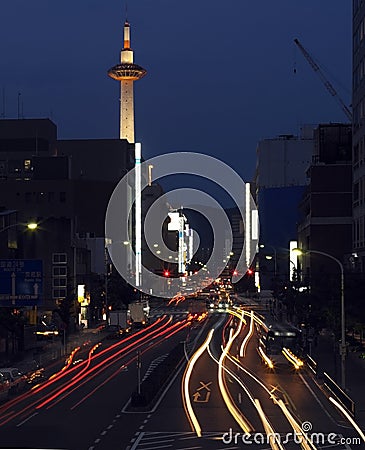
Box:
353 0 365 269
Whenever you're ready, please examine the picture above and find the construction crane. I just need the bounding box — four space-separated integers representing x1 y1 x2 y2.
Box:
294 38 352 122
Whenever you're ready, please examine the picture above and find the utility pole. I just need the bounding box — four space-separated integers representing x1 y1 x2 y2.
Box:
105 246 109 323
137 350 141 395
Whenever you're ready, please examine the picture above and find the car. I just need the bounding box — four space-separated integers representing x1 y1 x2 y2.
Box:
17 360 45 385
0 373 10 401
106 325 127 339
36 324 59 340
0 368 27 394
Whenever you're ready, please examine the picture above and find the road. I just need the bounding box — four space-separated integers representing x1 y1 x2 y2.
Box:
0 313 194 450
0 299 364 449
120 305 364 450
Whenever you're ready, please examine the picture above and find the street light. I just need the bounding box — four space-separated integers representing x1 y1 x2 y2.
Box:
293 248 346 389
0 222 38 233
26 222 38 230
260 244 277 276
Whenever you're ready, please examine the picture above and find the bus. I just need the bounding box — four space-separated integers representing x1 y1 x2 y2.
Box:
258 323 303 369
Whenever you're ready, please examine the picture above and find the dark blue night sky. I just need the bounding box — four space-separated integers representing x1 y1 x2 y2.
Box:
0 1 351 182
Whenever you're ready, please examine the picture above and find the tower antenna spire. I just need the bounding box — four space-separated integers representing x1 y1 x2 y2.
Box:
125 1 128 22
108 8 146 142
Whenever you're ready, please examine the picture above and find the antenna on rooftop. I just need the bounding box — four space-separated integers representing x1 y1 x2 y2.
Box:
1 87 5 118
17 92 21 119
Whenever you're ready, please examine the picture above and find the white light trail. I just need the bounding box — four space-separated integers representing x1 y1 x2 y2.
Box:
217 311 251 433
254 398 284 450
240 310 254 357
329 396 365 443
282 347 304 370
181 328 215 437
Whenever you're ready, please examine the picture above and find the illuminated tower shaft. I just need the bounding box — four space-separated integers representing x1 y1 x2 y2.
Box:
108 21 146 142
121 80 134 142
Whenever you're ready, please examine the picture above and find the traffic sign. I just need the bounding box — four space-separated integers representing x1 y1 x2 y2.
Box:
0 259 43 306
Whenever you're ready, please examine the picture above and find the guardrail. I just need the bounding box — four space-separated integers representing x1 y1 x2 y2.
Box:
306 353 317 375
323 371 355 417
305 353 355 418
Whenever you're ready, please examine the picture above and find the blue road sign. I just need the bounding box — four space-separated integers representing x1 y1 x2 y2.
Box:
0 259 43 306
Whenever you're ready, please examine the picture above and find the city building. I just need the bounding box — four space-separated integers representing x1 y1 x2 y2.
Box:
295 123 352 330
254 129 314 289
0 118 135 329
297 123 352 279
353 1 365 270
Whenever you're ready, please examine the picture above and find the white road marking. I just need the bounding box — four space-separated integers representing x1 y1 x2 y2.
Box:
16 412 38 427
174 447 202 450
135 445 172 450
138 437 175 442
130 432 145 450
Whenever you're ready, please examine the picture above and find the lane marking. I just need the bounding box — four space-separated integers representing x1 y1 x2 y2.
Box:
135 445 172 450
16 412 38 427
130 432 145 450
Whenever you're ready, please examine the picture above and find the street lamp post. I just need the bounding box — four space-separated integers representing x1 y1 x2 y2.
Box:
0 222 38 234
260 244 277 276
293 248 346 390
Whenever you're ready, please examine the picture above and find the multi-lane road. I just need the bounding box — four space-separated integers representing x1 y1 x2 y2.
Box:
0 300 364 450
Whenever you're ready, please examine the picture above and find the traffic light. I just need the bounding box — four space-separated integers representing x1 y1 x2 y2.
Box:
247 269 254 275
163 270 170 277
233 270 238 276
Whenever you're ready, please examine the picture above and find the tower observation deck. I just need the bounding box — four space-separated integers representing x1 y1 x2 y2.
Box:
108 21 146 143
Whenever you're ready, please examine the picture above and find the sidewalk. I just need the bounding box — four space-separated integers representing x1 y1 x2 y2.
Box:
310 331 365 427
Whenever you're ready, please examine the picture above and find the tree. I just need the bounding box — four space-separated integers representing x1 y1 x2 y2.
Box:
106 269 137 310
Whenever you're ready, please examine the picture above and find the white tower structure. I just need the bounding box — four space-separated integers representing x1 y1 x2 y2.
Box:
108 20 146 143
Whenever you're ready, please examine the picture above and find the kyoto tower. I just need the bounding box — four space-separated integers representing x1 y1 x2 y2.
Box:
108 20 146 143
